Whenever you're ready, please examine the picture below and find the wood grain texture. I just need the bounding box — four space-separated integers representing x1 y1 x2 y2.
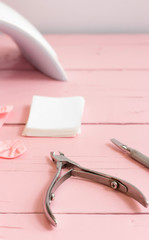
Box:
1 70 149 124
1 34 149 238
1 214 149 240
1 34 149 70
0 125 148 214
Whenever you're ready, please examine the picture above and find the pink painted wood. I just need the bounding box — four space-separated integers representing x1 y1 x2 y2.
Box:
1 70 149 124
0 214 149 240
0 34 149 239
1 34 149 70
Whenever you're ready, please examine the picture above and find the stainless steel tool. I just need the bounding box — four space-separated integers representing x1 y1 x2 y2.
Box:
44 152 148 226
111 138 149 168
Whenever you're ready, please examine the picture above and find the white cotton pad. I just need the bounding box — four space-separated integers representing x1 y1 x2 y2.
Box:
22 96 85 137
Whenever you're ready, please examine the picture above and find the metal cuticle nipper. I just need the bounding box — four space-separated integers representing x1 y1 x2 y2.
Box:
44 152 148 226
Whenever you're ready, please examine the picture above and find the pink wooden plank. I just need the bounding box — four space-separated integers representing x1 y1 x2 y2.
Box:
54 45 149 70
1 125 149 161
0 35 34 70
0 125 148 213
0 169 148 213
1 34 149 50
45 34 149 45
0 214 149 240
1 70 149 124
41 34 149 70
1 34 149 70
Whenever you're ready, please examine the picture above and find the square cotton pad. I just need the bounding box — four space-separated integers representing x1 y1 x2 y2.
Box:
22 96 85 137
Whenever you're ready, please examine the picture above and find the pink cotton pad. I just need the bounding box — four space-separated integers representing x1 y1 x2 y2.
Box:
0 105 13 128
0 139 27 159
0 105 13 113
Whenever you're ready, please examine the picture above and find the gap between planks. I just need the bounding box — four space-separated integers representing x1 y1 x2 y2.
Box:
1 68 149 71
3 123 149 126
0 212 149 216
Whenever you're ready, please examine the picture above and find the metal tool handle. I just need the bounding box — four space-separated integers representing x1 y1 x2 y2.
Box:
111 138 149 169
44 164 148 226
44 152 148 227
130 148 149 168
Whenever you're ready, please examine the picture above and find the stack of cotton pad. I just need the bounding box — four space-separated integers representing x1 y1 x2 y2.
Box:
22 95 85 137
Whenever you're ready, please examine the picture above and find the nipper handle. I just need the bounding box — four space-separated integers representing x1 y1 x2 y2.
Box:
44 152 148 226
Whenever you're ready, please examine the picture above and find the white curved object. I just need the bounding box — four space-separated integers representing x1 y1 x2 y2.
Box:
0 1 67 80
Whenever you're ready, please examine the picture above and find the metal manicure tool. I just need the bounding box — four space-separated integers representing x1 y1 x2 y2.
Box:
44 152 148 226
111 138 149 168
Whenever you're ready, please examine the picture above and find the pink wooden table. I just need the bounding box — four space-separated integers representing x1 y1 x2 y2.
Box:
1 34 149 239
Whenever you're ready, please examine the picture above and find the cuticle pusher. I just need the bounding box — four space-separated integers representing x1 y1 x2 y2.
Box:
111 138 149 168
